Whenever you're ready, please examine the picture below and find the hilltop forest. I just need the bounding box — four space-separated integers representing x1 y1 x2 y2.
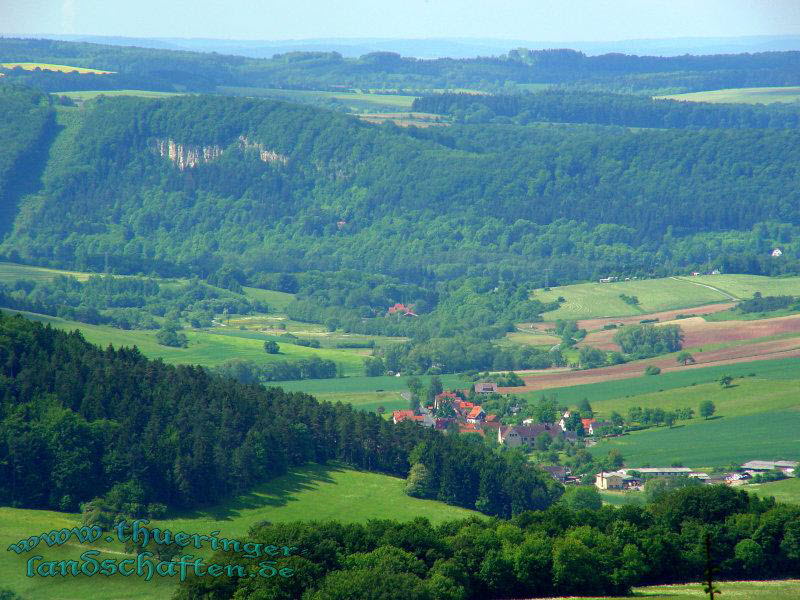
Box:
2 37 800 94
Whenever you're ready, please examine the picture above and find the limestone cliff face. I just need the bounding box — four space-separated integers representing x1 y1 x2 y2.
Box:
153 139 223 170
237 136 289 165
154 137 289 169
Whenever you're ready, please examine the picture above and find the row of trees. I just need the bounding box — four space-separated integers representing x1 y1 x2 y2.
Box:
176 485 800 599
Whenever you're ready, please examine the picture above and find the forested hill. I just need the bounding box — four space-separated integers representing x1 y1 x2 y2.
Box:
414 90 800 129
2 37 800 93
1 90 799 289
0 311 561 514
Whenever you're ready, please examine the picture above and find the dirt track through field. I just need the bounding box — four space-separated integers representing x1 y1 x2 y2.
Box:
502 337 800 394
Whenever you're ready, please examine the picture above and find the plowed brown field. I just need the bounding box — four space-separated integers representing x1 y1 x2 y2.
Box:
527 302 735 333
580 313 800 351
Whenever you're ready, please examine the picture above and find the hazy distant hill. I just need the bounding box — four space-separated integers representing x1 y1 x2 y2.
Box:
16 33 800 59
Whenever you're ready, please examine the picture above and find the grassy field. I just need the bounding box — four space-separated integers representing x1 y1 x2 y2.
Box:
0 308 368 375
599 490 645 506
535 275 800 320
520 355 800 405
0 261 101 283
678 274 800 300
0 463 477 600
561 580 800 599
58 90 183 100
746 477 800 505
589 376 800 422
241 286 295 311
657 86 800 104
217 86 418 112
1 62 114 74
535 277 729 320
590 409 800 467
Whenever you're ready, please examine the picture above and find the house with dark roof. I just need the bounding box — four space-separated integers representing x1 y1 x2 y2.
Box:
497 423 574 447
474 382 498 394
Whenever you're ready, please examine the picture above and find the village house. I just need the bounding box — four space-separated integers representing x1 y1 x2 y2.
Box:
497 423 574 447
392 410 434 427
541 465 569 483
595 471 624 490
433 390 461 411
387 303 418 317
474 382 498 394
466 405 486 423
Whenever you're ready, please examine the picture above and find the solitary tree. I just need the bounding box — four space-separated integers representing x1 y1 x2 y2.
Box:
719 375 733 388
263 340 279 354
699 400 716 419
676 351 695 365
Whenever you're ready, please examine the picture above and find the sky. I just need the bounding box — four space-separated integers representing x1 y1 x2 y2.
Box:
2 0 800 41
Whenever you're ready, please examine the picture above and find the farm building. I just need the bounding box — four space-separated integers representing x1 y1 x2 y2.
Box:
595 471 625 490
624 467 693 477
771 248 783 257
741 460 798 474
387 303 418 316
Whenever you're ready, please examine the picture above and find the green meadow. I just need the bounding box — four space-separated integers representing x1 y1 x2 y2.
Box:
589 410 800 467
746 477 800 505
678 274 800 299
521 355 800 407
217 86 418 112
534 277 730 320
535 274 800 320
0 308 368 375
1 62 114 74
657 86 800 104
59 89 184 100
0 463 477 600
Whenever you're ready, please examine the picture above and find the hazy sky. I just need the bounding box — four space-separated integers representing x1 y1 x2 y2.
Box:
3 0 800 41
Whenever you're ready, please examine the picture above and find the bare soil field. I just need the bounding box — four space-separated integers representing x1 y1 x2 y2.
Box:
527 302 735 333
580 313 800 351
503 337 800 393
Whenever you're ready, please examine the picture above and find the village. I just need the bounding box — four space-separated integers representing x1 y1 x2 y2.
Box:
392 384 798 495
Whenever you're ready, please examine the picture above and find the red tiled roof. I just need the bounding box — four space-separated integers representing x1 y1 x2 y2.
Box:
581 418 596 428
467 405 484 419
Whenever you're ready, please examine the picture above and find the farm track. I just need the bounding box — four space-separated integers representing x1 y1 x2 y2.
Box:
504 337 800 393
670 276 740 300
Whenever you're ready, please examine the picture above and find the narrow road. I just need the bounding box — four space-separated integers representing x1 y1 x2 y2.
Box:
670 277 740 301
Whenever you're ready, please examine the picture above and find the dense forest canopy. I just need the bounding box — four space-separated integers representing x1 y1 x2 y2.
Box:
1 90 799 292
413 90 800 129
0 86 798 351
3 37 800 93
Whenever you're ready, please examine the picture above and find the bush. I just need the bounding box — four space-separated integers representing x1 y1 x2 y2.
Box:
644 365 661 376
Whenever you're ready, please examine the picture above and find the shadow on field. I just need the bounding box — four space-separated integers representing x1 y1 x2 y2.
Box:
175 463 343 521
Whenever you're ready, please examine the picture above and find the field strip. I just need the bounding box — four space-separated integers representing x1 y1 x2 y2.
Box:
670 276 740 301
